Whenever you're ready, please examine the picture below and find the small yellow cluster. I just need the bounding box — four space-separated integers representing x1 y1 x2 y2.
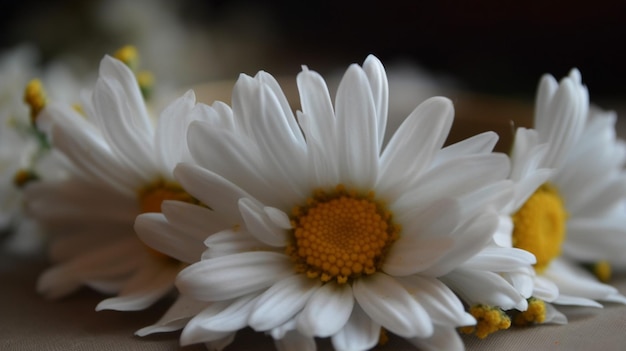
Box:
460 305 511 339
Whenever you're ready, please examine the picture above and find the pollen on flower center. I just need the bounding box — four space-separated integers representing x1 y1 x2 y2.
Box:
286 185 399 284
512 183 567 273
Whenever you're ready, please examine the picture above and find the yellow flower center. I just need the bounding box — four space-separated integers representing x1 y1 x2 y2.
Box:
138 180 199 261
512 183 567 274
459 305 511 339
286 185 399 284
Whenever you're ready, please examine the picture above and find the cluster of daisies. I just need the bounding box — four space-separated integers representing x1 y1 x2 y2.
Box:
2 45 626 351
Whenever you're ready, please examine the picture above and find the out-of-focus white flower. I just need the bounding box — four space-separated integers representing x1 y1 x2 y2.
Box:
0 45 40 233
494 69 626 328
0 45 76 254
134 55 532 351
24 54 206 312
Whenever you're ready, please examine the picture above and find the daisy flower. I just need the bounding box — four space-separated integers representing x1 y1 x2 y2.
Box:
0 45 72 253
495 69 626 326
0 46 40 234
135 55 534 350
23 52 205 312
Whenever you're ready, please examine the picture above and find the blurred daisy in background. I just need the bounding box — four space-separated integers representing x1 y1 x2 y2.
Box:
491 69 626 328
0 45 81 254
23 49 208 312
134 55 535 351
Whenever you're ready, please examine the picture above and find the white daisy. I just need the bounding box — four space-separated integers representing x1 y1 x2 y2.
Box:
23 54 205 311
135 55 533 350
499 69 626 326
0 45 73 253
0 45 40 233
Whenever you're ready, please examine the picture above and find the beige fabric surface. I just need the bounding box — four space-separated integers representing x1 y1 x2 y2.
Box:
1 249 626 351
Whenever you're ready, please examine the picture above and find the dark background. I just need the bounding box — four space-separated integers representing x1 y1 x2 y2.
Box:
1 0 625 102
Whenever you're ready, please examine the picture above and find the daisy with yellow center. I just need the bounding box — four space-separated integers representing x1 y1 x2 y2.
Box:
135 55 535 350
23 52 209 312
0 46 74 253
484 69 626 331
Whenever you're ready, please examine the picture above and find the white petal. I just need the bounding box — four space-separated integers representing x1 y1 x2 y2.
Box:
264 206 292 229
95 270 176 312
394 153 510 213
239 198 288 247
161 200 232 241
180 301 240 346
508 127 545 182
335 64 379 190
553 294 602 307
397 275 471 327
155 90 197 174
392 197 461 239
249 275 321 331
24 179 138 224
382 237 453 277
174 163 252 224
176 252 293 301
533 74 559 134
231 74 308 201
532 276 560 302
537 76 587 168
331 304 380 351
463 247 536 272
202 229 269 259
493 215 513 247
512 169 553 211
543 302 568 324
296 282 354 337
362 55 389 151
45 107 138 194
423 210 499 277
185 122 296 208
37 237 142 299
383 198 458 276
255 71 306 145
353 273 433 338
135 295 210 336
378 97 453 199
545 259 620 303
456 179 514 223
186 293 258 332
441 269 525 310
134 213 204 264
92 59 158 179
296 67 339 188
433 131 498 166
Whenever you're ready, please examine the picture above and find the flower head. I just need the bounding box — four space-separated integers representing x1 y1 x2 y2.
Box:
136 55 531 350
24 52 205 312
0 46 73 253
497 69 626 326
